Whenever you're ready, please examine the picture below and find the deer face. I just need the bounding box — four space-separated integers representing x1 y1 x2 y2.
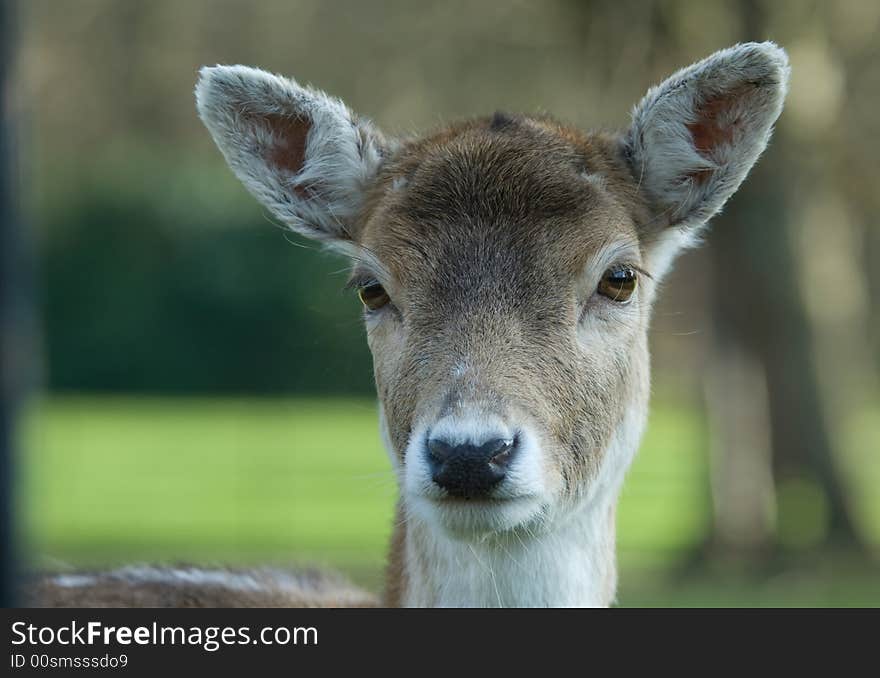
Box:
196 43 788 539
358 120 655 536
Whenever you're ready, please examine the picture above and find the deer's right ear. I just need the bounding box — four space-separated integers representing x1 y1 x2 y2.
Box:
195 65 387 242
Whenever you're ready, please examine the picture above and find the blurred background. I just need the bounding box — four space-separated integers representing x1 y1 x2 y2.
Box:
2 0 878 606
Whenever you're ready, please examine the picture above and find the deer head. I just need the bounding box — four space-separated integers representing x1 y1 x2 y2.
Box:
195 43 788 599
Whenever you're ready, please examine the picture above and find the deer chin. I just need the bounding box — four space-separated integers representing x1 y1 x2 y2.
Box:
406 493 547 540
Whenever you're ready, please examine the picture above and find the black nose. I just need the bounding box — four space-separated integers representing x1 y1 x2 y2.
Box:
427 436 516 499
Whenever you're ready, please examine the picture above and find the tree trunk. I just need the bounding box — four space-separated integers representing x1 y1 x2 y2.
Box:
700 0 864 560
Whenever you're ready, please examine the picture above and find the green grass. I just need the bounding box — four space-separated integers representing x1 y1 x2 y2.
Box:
22 398 397 576
19 396 880 606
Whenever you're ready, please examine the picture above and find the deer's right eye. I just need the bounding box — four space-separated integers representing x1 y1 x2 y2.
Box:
358 283 390 311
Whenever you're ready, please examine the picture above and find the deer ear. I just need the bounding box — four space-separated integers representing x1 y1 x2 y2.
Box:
624 42 789 273
195 65 387 242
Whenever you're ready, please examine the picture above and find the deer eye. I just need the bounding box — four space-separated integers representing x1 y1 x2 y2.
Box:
597 267 638 303
358 283 390 311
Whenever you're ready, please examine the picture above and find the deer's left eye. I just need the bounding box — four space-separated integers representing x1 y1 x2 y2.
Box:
358 283 390 311
597 267 638 303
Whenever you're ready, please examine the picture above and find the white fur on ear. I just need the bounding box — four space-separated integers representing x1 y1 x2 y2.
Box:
626 42 789 250
195 65 386 242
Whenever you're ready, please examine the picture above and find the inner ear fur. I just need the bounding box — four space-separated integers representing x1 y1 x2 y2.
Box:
625 42 790 232
195 65 387 243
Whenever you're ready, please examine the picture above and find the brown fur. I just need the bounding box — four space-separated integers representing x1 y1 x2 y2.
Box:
359 116 655 600
361 114 652 472
382 503 408 608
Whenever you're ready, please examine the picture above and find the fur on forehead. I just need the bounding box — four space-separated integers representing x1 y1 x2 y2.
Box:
381 113 633 213
359 114 647 274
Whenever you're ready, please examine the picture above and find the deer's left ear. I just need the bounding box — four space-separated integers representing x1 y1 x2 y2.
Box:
196 65 388 243
624 42 789 276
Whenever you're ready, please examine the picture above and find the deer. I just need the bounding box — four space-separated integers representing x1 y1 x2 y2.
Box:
31 43 788 608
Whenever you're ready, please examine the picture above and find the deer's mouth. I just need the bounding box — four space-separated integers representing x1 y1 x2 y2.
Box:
408 492 545 538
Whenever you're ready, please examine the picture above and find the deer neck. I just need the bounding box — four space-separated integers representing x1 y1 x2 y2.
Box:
385 496 619 608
